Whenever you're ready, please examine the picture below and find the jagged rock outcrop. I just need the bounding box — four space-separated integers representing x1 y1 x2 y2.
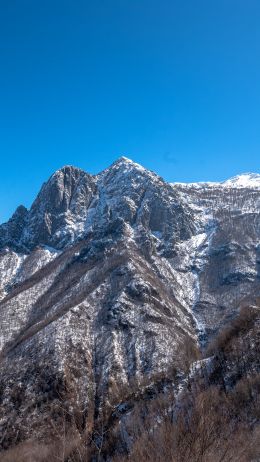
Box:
0 166 97 252
0 158 260 451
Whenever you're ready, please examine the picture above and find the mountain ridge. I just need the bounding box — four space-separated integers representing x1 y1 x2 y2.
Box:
0 157 260 453
2 157 260 229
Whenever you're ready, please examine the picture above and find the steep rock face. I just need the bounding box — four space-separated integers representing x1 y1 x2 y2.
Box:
0 205 28 251
173 181 260 339
0 166 97 252
0 158 260 450
81 157 196 255
23 165 97 250
0 228 196 447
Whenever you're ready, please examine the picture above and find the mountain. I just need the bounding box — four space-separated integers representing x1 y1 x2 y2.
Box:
0 157 260 456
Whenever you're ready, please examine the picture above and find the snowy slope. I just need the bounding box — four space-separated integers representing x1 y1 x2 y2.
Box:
0 158 260 450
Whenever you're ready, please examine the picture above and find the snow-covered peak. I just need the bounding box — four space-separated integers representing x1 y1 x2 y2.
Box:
115 156 135 164
96 156 162 193
172 173 260 190
222 173 260 189
2 158 260 255
100 156 146 176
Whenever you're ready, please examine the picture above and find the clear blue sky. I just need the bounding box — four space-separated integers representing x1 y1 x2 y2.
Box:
1 0 260 222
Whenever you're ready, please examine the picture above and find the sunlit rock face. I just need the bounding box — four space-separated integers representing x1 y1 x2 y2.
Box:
0 157 260 449
173 179 260 340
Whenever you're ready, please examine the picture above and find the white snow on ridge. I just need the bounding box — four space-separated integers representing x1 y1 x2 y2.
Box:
222 173 260 189
0 251 27 300
115 156 146 172
171 181 220 189
171 173 260 190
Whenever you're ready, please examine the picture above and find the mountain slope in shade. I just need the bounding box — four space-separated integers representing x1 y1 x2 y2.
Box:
0 157 260 450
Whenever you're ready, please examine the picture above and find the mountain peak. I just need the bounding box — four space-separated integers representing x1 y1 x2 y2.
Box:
97 157 148 181
116 156 133 163
223 173 260 188
50 165 88 181
11 204 28 218
111 156 145 170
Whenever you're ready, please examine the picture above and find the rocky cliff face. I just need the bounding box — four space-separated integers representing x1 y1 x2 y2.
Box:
0 158 259 450
173 176 260 340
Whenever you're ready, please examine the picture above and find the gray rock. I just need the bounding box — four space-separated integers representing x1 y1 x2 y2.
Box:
0 158 260 449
